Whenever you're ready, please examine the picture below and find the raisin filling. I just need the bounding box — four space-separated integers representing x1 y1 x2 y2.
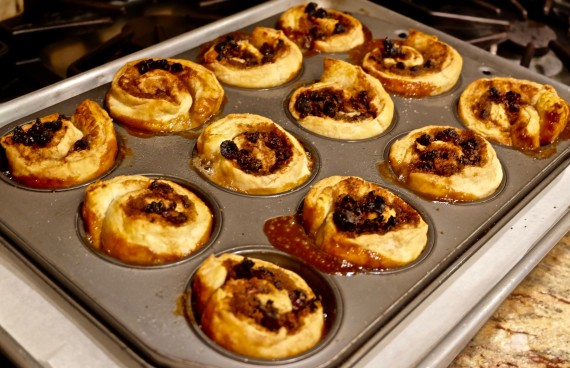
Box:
332 191 398 234
136 59 183 74
224 258 320 332
410 128 484 176
214 35 284 66
295 88 375 121
126 181 192 225
12 117 64 147
478 86 523 123
219 130 293 175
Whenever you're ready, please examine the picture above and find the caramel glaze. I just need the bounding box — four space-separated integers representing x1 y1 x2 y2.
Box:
264 214 364 275
264 213 417 274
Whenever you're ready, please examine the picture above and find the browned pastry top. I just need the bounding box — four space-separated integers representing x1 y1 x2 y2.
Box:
0 99 118 189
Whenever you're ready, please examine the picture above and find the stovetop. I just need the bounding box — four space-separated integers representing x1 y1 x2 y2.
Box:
0 0 265 102
371 0 570 85
0 0 568 104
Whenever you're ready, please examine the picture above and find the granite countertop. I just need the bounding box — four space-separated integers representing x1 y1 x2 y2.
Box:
450 231 570 367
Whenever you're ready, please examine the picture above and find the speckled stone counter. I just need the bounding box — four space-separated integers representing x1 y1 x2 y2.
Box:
450 232 570 367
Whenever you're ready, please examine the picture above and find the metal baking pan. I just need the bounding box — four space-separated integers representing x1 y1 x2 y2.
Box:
1 0 569 367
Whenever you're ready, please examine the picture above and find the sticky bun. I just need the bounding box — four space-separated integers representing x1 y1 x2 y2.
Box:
202 27 303 88
0 99 118 189
362 29 463 98
289 57 394 140
192 253 324 359
278 2 364 53
301 175 428 269
82 175 213 266
389 126 503 201
195 113 313 195
106 58 224 133
458 77 569 150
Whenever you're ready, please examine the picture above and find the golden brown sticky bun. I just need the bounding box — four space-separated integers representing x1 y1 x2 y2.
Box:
389 126 503 201
195 113 313 195
458 77 570 150
82 175 213 266
278 2 364 53
192 253 324 359
301 176 428 269
0 99 118 189
362 29 463 98
105 58 224 133
289 57 394 140
202 27 303 88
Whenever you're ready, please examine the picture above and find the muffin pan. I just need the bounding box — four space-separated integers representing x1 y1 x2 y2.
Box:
0 1 569 367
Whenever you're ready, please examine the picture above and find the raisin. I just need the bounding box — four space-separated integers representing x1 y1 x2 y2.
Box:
72 137 89 151
416 134 432 146
333 22 346 34
245 132 259 143
435 128 460 143
220 140 239 159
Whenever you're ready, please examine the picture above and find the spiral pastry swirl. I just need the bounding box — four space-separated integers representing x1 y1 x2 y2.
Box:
458 77 570 150
302 176 428 269
106 58 224 132
195 113 313 194
389 126 503 201
289 57 394 140
192 253 324 359
82 175 213 266
278 2 364 53
0 99 118 189
362 29 463 98
202 27 303 88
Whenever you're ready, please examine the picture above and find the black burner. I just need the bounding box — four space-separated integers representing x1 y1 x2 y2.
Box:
372 0 570 83
0 0 265 102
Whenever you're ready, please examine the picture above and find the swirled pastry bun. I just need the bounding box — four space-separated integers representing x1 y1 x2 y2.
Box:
289 57 393 140
192 253 324 359
195 113 312 195
278 2 364 53
302 176 428 269
362 29 463 97
202 27 303 88
82 175 213 266
458 77 570 150
0 99 117 189
389 126 503 201
106 58 224 132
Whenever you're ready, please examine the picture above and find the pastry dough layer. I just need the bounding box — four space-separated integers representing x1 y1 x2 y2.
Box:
82 175 213 266
302 176 428 269
362 29 463 97
106 58 224 132
389 126 503 201
1 99 118 189
278 2 364 53
202 27 303 88
289 57 394 140
195 113 312 194
458 77 569 150
193 253 324 359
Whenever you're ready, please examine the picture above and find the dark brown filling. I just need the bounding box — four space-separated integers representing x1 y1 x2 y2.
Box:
332 191 398 234
478 86 523 122
224 258 320 332
12 117 64 147
410 128 484 176
214 35 285 66
294 88 374 121
368 38 436 76
219 130 293 174
126 180 192 225
281 2 352 50
136 59 183 74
